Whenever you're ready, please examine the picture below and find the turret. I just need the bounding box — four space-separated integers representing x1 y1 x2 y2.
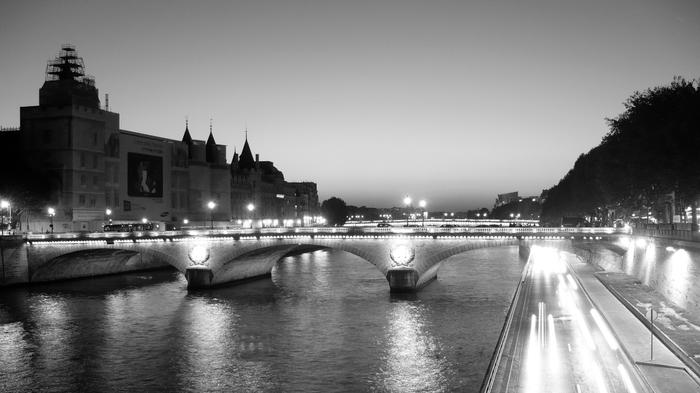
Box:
238 137 256 171
205 121 217 164
230 147 239 173
182 119 193 159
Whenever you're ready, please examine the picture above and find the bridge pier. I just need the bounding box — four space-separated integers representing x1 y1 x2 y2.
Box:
386 268 419 292
519 242 531 261
185 266 214 289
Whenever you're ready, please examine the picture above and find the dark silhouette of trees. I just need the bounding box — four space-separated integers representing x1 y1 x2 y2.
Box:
321 197 348 226
0 132 56 230
541 77 700 226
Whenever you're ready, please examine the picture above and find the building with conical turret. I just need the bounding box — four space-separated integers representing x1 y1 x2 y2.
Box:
230 135 319 224
0 44 318 232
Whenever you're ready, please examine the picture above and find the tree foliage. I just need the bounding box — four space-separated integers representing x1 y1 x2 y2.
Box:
0 132 56 228
541 77 700 225
321 197 348 226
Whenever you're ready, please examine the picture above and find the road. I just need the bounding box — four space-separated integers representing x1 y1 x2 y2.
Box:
496 245 646 393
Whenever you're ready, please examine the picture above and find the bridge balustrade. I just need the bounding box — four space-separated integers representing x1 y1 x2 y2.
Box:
21 226 628 242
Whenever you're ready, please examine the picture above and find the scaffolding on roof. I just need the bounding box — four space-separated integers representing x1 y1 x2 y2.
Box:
45 44 93 86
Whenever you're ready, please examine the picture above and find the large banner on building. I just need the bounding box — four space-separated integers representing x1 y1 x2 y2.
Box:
127 152 163 197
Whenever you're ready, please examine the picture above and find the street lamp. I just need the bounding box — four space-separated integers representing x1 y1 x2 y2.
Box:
419 199 427 227
47 207 55 233
207 201 216 230
403 195 411 226
247 203 255 228
105 208 112 224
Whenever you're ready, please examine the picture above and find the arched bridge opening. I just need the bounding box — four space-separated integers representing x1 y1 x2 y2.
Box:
30 248 183 283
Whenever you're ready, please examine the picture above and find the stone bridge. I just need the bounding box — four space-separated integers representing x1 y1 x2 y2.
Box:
0 227 625 292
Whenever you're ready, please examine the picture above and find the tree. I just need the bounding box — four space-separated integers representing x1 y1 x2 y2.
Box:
321 197 348 226
541 77 700 226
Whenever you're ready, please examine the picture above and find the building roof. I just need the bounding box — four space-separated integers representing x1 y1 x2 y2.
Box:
238 138 256 170
182 121 193 144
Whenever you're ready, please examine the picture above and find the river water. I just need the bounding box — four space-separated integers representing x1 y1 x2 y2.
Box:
0 246 523 392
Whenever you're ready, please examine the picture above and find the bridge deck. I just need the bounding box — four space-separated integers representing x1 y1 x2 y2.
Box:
21 227 625 243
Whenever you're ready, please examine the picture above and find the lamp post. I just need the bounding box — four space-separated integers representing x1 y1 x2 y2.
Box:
207 201 216 230
105 208 112 224
247 203 255 228
48 207 55 233
419 200 427 227
403 195 411 226
0 200 9 235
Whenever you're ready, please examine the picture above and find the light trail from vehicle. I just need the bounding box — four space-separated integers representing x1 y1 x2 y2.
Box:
498 245 646 393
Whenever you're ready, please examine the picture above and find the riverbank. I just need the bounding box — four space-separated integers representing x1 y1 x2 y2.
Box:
569 257 700 392
596 271 700 376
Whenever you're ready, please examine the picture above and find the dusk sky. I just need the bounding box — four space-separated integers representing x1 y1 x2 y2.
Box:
1 0 699 211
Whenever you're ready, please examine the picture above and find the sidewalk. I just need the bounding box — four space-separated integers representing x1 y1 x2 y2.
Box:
568 257 700 393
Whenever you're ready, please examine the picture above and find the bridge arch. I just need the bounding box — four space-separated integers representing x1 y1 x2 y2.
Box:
207 241 391 287
187 237 525 291
433 242 523 275
30 248 181 283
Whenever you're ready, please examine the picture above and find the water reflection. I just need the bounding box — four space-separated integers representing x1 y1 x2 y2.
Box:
0 322 32 391
378 300 447 392
0 247 523 392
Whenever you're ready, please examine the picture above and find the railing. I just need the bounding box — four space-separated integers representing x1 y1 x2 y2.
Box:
24 227 628 241
633 225 700 242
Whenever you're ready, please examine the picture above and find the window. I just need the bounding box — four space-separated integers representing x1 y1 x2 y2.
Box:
42 130 51 144
114 190 119 206
93 154 98 169
93 132 97 146
80 152 86 167
93 176 99 186
89 197 96 208
171 192 177 209
106 193 111 207
80 175 86 186
78 195 85 206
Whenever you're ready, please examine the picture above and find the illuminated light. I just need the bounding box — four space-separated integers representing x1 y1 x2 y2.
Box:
617 364 638 393
389 245 415 266
573 308 596 351
590 308 619 350
141 217 148 223
548 314 557 356
525 313 541 392
666 246 676 252
666 249 692 307
566 274 578 291
636 238 647 248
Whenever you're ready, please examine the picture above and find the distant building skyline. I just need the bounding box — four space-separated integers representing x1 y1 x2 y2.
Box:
2 1 699 210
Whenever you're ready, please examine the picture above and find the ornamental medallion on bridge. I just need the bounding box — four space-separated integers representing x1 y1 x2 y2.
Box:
389 245 415 267
188 245 210 266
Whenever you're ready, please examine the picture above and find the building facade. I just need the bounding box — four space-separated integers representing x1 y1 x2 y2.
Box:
1 45 318 232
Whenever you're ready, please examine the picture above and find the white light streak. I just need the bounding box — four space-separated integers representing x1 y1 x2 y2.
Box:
590 308 619 350
617 363 638 393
